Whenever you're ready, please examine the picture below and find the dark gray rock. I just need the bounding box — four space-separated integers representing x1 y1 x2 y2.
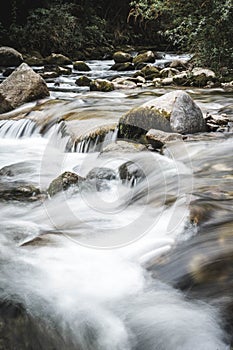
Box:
47 171 84 197
0 46 23 67
119 161 145 186
0 182 42 201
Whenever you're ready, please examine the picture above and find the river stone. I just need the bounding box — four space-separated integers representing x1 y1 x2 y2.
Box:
118 90 206 139
173 72 189 86
75 75 92 87
90 79 114 92
45 53 72 66
133 51 155 65
110 62 134 71
86 167 116 181
118 160 145 185
160 67 179 78
113 51 133 63
47 171 84 197
0 46 23 67
169 59 188 70
86 167 117 191
146 129 184 149
190 67 216 87
169 91 207 133
24 55 45 66
0 181 41 201
141 65 160 80
0 63 50 114
73 61 91 71
99 140 147 157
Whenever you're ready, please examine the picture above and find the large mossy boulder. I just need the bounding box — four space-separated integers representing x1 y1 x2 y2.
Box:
118 90 207 140
0 63 50 114
0 46 23 67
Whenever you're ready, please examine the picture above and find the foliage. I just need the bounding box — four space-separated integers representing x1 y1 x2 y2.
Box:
128 0 233 69
0 0 232 68
167 0 233 69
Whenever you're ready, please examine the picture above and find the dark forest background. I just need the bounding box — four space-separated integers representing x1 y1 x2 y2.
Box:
0 0 232 69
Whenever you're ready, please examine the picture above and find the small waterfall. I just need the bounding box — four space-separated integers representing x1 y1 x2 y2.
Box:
72 128 118 153
0 119 38 138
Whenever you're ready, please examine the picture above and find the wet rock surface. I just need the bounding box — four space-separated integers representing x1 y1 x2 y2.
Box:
0 63 49 114
47 171 85 197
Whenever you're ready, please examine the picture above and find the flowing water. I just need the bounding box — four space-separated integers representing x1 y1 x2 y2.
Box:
0 54 233 349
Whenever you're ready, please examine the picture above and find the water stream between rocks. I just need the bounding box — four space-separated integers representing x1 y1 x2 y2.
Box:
0 53 233 350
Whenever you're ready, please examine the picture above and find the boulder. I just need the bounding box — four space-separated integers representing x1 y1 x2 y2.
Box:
73 61 91 71
160 67 179 78
146 129 184 149
99 140 147 157
45 53 72 66
75 75 92 87
47 171 84 197
141 65 160 80
118 161 145 185
24 55 45 66
0 63 50 114
112 77 137 89
190 67 216 87
90 79 114 92
169 59 188 70
110 62 134 71
173 72 190 86
113 51 133 63
55 66 72 75
0 181 42 202
86 167 117 191
86 167 116 181
0 46 23 67
133 51 155 65
118 90 207 140
160 77 174 86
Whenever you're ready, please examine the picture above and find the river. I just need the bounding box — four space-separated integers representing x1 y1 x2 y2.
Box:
0 53 232 349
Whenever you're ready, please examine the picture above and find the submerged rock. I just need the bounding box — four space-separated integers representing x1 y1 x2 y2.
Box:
86 167 117 191
99 140 147 156
0 46 23 67
118 90 206 140
0 63 50 114
47 171 84 197
119 160 145 185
